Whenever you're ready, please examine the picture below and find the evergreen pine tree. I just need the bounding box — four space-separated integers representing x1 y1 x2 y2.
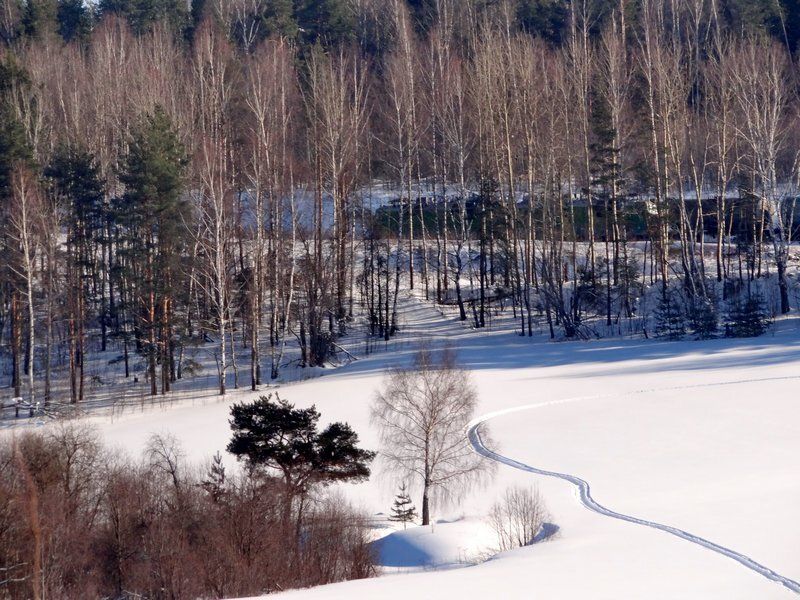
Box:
406 0 437 35
46 146 108 344
227 394 375 493
99 0 188 35
0 59 32 198
0 108 28 199
725 292 771 338
47 147 106 245
230 0 296 49
0 0 22 43
654 289 686 340
21 0 58 39
117 106 188 279
688 296 718 340
295 0 355 47
516 0 568 44
56 0 93 43
117 106 189 395
201 451 227 503
388 481 418 529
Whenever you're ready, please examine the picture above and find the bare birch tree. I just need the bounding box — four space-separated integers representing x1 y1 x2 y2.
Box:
730 37 794 314
8 165 42 409
304 46 368 356
192 21 238 394
371 346 494 525
243 38 298 383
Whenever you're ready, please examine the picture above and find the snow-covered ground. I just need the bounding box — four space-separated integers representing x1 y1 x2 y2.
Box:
4 293 800 599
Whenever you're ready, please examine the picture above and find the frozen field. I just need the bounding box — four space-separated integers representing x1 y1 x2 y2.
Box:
7 295 800 599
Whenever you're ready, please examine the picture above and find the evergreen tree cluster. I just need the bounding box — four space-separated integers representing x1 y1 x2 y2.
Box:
654 287 774 341
725 293 772 338
2 0 797 53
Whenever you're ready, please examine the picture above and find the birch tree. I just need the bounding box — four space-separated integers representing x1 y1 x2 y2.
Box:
371 347 494 525
192 21 238 394
730 37 794 314
8 165 41 408
243 38 298 382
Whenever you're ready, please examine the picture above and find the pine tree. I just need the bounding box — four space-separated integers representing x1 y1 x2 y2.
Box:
227 394 375 494
56 0 93 43
516 0 568 44
0 58 33 404
201 451 227 503
0 59 31 198
388 481 417 529
725 292 771 338
116 106 189 396
21 0 58 39
46 146 107 402
99 0 188 35
295 0 355 47
654 288 686 340
406 0 437 35
230 0 296 49
688 297 718 340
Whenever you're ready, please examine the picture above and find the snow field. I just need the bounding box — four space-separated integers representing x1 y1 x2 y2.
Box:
5 294 800 599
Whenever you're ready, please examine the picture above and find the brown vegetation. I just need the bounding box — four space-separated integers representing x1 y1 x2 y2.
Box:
0 425 375 599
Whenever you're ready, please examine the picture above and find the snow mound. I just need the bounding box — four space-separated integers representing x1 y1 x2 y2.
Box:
371 518 497 570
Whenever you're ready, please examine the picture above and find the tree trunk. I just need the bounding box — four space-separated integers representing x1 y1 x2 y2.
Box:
421 484 430 526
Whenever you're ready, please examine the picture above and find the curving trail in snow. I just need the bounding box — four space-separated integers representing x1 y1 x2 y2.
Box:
467 376 800 596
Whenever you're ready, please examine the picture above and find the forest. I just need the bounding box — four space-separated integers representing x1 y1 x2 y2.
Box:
2 0 800 411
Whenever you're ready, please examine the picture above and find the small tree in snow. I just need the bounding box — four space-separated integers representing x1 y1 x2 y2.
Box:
388 482 417 528
654 289 686 340
688 296 718 340
372 346 494 526
489 485 550 552
725 292 771 338
202 451 227 503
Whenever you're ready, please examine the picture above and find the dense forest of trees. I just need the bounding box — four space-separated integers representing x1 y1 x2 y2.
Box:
2 0 800 409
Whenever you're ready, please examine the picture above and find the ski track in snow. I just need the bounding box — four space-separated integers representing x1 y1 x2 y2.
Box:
467 376 800 596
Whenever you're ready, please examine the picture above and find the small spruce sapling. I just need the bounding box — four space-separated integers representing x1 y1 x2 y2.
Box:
202 451 227 503
688 296 718 339
725 292 771 338
654 288 686 340
388 482 418 529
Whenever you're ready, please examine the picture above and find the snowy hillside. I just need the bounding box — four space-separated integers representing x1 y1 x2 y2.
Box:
6 293 798 599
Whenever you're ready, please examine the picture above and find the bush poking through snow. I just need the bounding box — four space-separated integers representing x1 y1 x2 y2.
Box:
488 486 551 552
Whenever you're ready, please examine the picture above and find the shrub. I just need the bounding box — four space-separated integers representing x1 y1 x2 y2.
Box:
725 292 771 338
488 485 550 552
0 425 376 599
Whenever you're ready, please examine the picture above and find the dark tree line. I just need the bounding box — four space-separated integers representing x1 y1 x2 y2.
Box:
2 0 800 409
